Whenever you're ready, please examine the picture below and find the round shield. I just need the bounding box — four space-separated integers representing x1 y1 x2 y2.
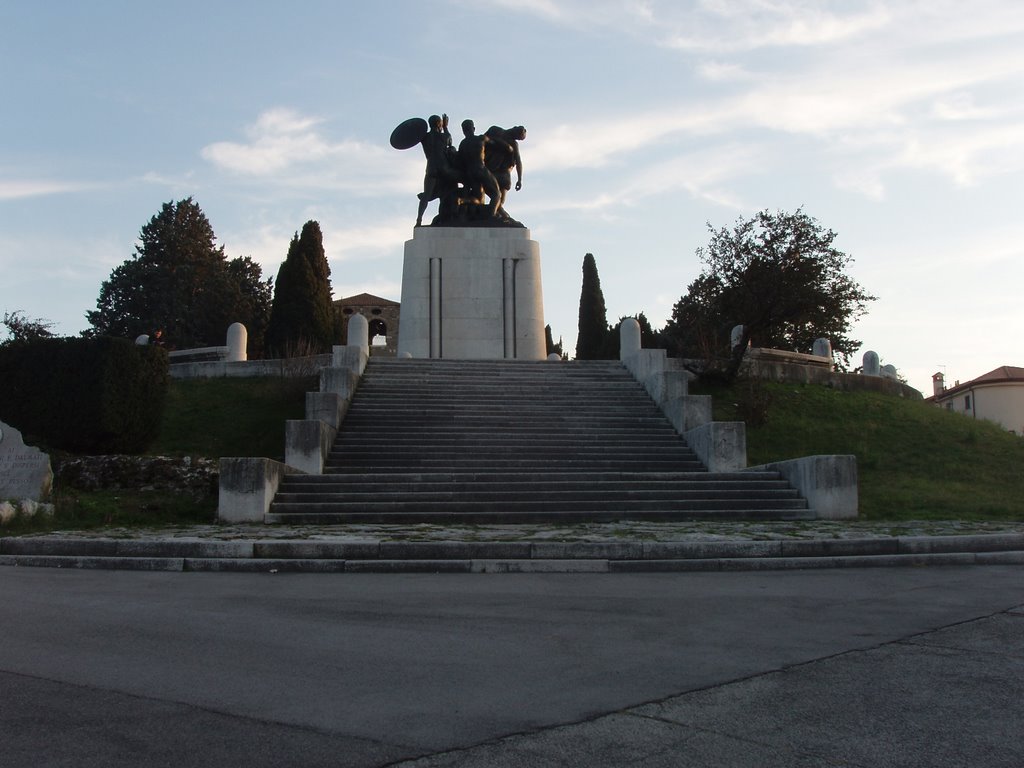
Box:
390 117 429 150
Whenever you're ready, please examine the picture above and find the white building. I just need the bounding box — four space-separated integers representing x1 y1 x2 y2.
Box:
928 366 1024 435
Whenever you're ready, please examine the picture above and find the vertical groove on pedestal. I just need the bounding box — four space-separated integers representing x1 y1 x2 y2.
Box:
429 257 442 358
502 258 517 359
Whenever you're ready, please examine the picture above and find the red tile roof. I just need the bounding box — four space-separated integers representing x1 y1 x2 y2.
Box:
973 366 1024 382
334 293 399 306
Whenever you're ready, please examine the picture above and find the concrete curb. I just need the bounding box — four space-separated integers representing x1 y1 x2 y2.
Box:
1 533 1023 573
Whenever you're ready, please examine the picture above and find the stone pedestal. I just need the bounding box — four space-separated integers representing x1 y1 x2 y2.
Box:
397 227 546 360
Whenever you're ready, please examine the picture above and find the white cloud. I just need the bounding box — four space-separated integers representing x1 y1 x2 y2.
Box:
930 93 1001 122
0 231 131 336
202 109 336 174
696 60 754 82
202 108 415 194
483 0 564 21
833 167 887 200
529 192 622 215
618 144 760 208
528 105 740 173
0 179 95 200
221 214 409 282
664 1 892 52
484 0 893 51
897 123 1024 186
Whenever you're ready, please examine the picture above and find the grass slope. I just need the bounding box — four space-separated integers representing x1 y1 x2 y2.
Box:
694 380 1024 520
153 376 314 460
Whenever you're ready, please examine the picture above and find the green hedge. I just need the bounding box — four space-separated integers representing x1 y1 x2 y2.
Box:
0 336 169 454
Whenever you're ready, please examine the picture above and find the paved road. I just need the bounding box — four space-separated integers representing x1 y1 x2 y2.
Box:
1 566 1022 767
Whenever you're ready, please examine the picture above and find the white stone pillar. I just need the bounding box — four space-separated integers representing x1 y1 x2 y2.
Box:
619 318 641 360
812 338 832 371
348 313 369 354
397 227 546 359
226 322 247 362
863 350 880 376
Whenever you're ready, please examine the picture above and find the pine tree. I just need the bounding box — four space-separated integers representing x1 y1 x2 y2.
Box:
575 253 611 360
265 221 336 356
88 198 271 349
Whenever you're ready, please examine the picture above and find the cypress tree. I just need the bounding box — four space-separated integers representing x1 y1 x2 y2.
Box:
265 221 335 356
575 253 610 360
544 324 564 359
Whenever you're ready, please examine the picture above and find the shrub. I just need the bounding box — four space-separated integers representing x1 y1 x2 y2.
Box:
0 336 168 454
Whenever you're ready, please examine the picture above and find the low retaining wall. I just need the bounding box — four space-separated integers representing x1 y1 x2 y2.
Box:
170 354 332 379
748 455 858 520
727 349 922 399
218 457 300 523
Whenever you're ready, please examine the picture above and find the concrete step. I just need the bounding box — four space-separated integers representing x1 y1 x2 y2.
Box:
321 460 708 472
332 434 688 446
270 495 808 511
264 508 815 524
327 453 701 466
325 459 705 472
268 358 806 525
280 470 782 483
343 400 661 410
279 484 794 497
328 442 696 454
338 415 674 427
278 474 793 492
274 489 802 504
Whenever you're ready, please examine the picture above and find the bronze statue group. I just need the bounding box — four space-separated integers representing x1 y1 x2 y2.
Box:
396 114 526 227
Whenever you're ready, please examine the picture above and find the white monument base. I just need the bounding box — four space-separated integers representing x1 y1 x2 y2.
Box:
396 227 546 360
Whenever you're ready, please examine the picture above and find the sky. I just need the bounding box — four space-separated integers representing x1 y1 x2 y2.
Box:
2 0 1023 395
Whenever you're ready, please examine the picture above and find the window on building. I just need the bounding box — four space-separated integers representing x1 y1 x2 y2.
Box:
964 395 971 410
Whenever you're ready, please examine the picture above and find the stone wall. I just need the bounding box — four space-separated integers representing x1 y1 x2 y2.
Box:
55 455 218 499
683 349 923 400
169 354 332 380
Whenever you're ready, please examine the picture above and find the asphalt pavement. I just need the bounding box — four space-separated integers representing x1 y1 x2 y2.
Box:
1 565 1022 766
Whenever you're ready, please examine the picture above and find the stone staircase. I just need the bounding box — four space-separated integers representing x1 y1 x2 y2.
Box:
266 358 813 524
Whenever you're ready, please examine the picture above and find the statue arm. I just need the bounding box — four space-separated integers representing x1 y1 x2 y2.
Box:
513 142 523 190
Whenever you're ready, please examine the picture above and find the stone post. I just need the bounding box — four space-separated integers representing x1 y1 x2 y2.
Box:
226 322 247 362
348 313 369 355
812 338 833 372
730 324 746 351
863 350 880 377
619 318 641 361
